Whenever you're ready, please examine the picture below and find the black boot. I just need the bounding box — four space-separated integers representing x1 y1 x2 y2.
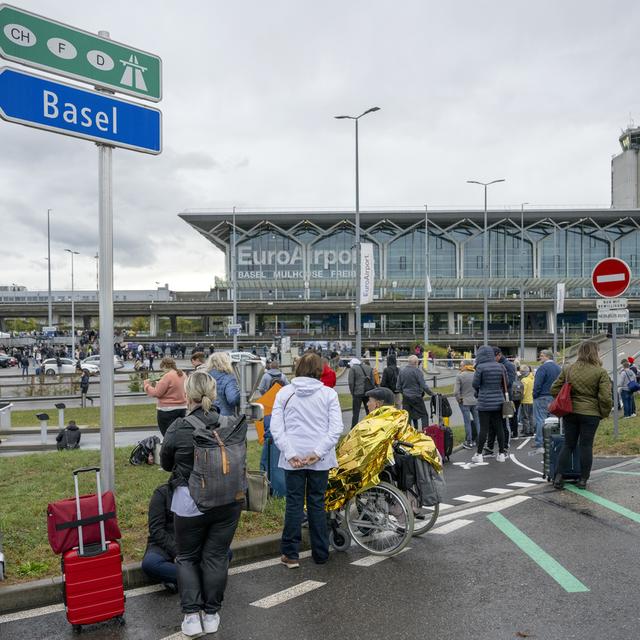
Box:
576 478 587 489
553 473 564 490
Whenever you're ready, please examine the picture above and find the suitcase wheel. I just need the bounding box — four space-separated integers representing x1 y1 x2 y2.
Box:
116 616 126 626
73 625 82 634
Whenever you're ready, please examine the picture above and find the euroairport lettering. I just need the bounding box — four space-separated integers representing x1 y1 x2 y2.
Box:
238 247 355 270
43 89 117 133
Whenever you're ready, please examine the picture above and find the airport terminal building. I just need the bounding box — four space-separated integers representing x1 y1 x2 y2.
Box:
177 128 640 341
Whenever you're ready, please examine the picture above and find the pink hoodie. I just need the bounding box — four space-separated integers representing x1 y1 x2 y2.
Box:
143 369 187 409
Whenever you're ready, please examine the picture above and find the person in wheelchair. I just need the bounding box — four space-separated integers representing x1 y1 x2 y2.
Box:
365 387 396 413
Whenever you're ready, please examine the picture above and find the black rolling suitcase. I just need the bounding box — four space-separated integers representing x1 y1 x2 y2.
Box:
544 417 581 481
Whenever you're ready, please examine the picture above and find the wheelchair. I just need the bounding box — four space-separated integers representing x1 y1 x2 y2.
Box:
328 441 440 557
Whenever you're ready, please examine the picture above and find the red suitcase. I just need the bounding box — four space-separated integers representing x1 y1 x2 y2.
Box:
61 467 125 632
424 425 445 459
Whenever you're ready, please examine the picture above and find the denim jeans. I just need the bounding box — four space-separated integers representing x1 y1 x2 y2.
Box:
282 469 329 563
520 403 534 435
534 395 553 447
174 501 242 614
620 389 634 417
260 436 286 498
141 550 177 584
557 413 600 480
460 404 479 443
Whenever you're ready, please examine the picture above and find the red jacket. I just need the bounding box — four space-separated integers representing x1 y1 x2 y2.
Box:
320 365 336 388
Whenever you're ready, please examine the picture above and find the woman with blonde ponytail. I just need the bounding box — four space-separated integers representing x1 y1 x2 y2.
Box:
160 371 243 637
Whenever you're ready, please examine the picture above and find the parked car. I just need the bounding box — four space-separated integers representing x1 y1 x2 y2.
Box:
42 358 99 376
81 355 124 370
0 354 17 368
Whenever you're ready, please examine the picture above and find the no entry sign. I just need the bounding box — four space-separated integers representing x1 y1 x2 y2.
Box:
591 258 631 298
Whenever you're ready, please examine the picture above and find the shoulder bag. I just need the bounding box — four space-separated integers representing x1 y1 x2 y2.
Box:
501 372 516 419
548 367 573 417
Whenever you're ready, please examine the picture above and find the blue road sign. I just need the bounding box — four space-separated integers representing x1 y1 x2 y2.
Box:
0 66 161 154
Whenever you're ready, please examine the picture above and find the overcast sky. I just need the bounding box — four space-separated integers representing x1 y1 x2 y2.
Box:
1 0 637 293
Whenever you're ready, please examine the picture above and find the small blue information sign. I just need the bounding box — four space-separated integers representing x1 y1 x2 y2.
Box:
0 66 161 154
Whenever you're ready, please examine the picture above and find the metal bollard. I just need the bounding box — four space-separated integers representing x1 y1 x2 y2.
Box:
55 403 66 430
0 402 12 429
36 413 49 445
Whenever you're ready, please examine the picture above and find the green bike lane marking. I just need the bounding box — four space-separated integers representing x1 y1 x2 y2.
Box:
602 470 640 476
565 485 640 523
487 512 589 593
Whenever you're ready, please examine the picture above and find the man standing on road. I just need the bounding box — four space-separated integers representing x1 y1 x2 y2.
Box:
398 355 433 429
533 349 561 451
454 359 479 449
20 353 29 377
348 357 375 428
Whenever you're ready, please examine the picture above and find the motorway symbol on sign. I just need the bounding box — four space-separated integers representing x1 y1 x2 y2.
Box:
0 67 161 154
0 4 161 101
597 309 629 323
596 298 628 310
591 257 631 298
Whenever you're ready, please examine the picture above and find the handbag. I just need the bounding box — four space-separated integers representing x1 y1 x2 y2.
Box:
245 470 269 512
549 367 573 417
501 373 515 419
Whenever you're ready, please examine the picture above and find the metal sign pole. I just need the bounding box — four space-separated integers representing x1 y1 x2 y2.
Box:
612 321 619 439
97 29 115 492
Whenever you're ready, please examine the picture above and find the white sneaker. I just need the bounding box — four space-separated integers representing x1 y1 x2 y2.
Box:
536 447 545 454
202 612 220 634
471 453 483 463
182 613 203 637
496 453 506 462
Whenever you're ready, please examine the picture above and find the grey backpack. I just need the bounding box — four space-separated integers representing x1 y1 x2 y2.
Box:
186 413 248 511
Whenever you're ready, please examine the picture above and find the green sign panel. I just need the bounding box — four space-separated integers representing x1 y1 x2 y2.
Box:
0 4 161 101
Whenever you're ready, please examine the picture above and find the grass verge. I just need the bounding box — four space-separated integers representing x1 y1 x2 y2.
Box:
593 414 640 456
0 441 284 585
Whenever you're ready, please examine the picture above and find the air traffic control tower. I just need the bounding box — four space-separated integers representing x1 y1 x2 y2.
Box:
612 126 640 208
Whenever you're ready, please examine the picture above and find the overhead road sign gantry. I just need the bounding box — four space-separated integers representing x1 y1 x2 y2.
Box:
0 67 162 154
0 3 161 101
591 258 631 298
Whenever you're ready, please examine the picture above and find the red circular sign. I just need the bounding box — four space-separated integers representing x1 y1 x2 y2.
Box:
591 258 631 298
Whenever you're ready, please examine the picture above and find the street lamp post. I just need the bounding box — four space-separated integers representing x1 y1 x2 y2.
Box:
65 249 79 361
231 206 238 351
335 106 380 358
519 202 529 360
424 204 430 352
467 179 506 346
47 209 52 328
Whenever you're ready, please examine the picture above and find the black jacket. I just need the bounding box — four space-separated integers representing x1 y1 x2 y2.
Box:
472 346 508 411
160 406 220 489
380 365 399 392
56 424 81 450
145 484 176 560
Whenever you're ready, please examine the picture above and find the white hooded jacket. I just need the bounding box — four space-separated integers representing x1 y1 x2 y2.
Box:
269 376 343 471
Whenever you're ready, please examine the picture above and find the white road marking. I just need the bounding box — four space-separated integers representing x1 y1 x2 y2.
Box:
158 633 188 640
250 580 326 608
429 519 474 535
483 487 513 495
229 550 312 575
425 502 454 511
517 438 531 450
507 481 536 488
453 494 485 503
455 461 490 470
435 495 530 524
508 452 542 474
350 547 411 566
528 477 546 482
0 582 166 625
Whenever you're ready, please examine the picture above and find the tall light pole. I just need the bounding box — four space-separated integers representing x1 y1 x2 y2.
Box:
65 249 79 360
335 106 380 357
94 252 99 293
47 209 53 328
231 206 238 351
424 204 430 350
519 202 529 360
467 179 505 346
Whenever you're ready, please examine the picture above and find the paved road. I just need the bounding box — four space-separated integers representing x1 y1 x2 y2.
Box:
1 445 634 639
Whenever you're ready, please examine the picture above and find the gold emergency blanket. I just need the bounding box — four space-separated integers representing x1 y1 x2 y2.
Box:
325 406 443 511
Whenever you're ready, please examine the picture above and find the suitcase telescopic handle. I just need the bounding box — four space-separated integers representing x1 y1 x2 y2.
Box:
73 467 107 556
72 466 100 476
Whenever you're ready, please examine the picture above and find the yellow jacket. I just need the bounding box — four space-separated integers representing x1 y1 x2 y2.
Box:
521 372 534 404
